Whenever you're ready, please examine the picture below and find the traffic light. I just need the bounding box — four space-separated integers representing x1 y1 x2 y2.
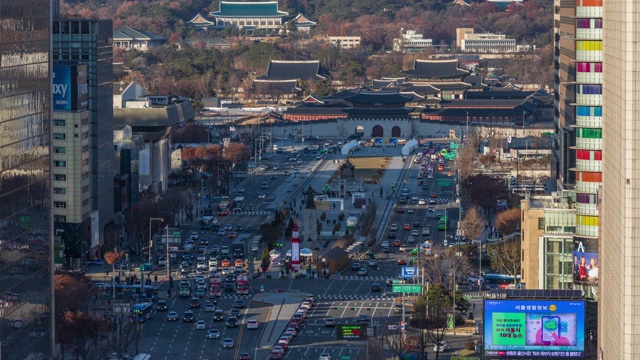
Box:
334 307 341 310
352 307 358 310
367 308 374 311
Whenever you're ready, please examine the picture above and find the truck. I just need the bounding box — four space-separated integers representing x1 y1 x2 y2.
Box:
209 276 223 297
179 284 192 298
235 275 249 295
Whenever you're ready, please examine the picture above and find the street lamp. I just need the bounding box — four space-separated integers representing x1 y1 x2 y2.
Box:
149 218 164 266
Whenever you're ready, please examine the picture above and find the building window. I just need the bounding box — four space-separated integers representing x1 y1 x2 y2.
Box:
54 215 67 222
82 199 90 207
53 119 66 126
54 201 67 209
82 185 90 193
54 147 66 154
538 218 545 230
54 187 67 195
82 145 89 152
54 160 66 167
54 174 67 181
53 133 66 140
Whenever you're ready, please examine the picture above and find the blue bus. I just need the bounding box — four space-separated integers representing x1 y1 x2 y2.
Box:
130 302 154 323
482 274 523 290
116 284 159 302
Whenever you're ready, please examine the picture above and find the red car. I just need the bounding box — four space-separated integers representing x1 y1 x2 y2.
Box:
396 207 405 213
393 239 402 247
396 259 407 265
238 354 251 360
403 224 411 230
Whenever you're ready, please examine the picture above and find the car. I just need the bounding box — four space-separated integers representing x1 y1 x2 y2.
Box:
217 229 226 236
226 316 238 328
381 240 390 248
396 207 405 213
351 262 360 271
195 289 206 298
413 221 421 228
279 335 291 344
396 259 407 265
411 195 419 202
403 223 411 230
214 309 224 321
297 159 303 163
418 198 427 205
189 297 201 308
371 283 381 292
166 311 178 321
272 346 285 355
222 338 234 349
368 259 377 267
382 246 390 253
407 236 416 243
230 308 241 318
434 341 449 353
258 193 266 199
269 352 282 360
277 340 289 350
190 232 199 240
208 328 220 339
399 244 407 252
235 225 244 231
390 224 398 231
284 328 296 338
205 303 216 312
407 209 415 214
247 319 259 329
238 187 245 193
224 224 233 231
411 229 420 236
238 353 251 360
234 259 244 267
232 207 242 213
388 231 397 239
195 319 206 330
271 174 278 180
356 314 369 324
157 300 168 311
283 171 290 176
246 205 254 211
227 232 237 239
182 311 195 322
211 245 220 253
358 268 369 276
422 227 430 236
319 353 331 360
393 239 402 247
288 320 300 330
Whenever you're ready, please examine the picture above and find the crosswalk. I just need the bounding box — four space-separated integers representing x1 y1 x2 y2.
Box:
336 275 390 281
228 211 271 216
315 294 395 301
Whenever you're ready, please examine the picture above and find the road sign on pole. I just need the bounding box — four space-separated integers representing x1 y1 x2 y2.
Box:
392 285 422 293
401 266 418 278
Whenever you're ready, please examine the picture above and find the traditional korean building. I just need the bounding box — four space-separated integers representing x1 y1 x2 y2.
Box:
290 14 316 32
262 60 327 81
112 26 166 51
186 14 216 31
209 1 288 30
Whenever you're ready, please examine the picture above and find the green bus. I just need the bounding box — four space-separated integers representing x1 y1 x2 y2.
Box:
437 216 449 231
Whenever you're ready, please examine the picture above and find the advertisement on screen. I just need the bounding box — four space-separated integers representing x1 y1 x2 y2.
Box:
484 299 585 359
53 64 88 111
572 237 598 301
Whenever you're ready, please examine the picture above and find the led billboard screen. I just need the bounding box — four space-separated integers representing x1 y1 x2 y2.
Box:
53 64 88 111
336 324 367 341
483 299 585 359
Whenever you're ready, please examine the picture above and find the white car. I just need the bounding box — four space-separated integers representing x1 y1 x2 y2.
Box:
411 196 419 202
407 236 416 243
237 187 245 193
258 193 266 199
381 240 390 248
422 228 430 236
190 232 199 240
247 319 259 329
418 198 427 205
411 230 419 236
434 341 449 353
195 320 206 330
319 353 331 360
390 224 398 231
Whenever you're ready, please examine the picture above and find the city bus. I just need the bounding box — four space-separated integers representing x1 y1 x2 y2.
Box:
482 274 523 290
437 216 449 231
218 202 231 216
235 275 249 295
130 302 154 323
115 284 158 302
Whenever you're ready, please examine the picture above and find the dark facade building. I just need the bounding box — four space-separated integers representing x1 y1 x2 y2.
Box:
0 2 55 358
53 19 116 260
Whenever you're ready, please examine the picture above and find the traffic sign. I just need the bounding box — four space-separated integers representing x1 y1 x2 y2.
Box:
401 266 418 278
392 280 404 285
392 285 422 293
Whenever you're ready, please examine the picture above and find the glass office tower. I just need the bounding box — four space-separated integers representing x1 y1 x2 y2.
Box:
0 1 54 359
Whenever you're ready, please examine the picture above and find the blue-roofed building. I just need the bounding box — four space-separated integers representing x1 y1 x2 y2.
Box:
210 1 288 30
113 26 166 51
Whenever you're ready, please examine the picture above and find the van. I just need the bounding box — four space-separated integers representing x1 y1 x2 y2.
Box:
261 182 268 189
221 246 230 256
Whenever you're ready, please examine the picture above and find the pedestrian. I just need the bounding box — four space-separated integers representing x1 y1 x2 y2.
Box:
154 275 158 283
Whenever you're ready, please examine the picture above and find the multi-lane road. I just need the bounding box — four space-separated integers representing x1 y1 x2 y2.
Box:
137 140 469 360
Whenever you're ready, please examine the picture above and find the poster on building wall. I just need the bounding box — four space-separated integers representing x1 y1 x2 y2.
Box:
139 148 150 175
90 211 100 250
572 237 598 300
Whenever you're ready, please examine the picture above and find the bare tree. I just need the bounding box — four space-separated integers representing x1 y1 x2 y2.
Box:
487 238 522 285
105 303 142 358
460 206 485 244
422 244 474 287
457 144 477 181
495 208 521 237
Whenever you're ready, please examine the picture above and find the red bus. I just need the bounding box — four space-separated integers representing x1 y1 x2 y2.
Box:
235 275 249 295
218 202 231 216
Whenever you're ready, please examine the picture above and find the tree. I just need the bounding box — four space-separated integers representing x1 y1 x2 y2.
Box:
104 247 126 275
422 244 474 287
460 206 485 244
223 143 250 166
464 174 508 224
495 208 521 237
487 238 522 284
457 144 476 180
58 310 109 360
410 284 456 360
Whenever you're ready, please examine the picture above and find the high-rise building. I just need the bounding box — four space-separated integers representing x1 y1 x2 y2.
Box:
600 1 640 358
0 1 55 358
52 19 115 260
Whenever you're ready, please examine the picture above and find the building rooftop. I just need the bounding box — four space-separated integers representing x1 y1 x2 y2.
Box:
292 14 316 27
113 26 165 41
211 1 288 17
346 91 412 105
252 79 301 93
263 60 326 81
403 59 470 79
